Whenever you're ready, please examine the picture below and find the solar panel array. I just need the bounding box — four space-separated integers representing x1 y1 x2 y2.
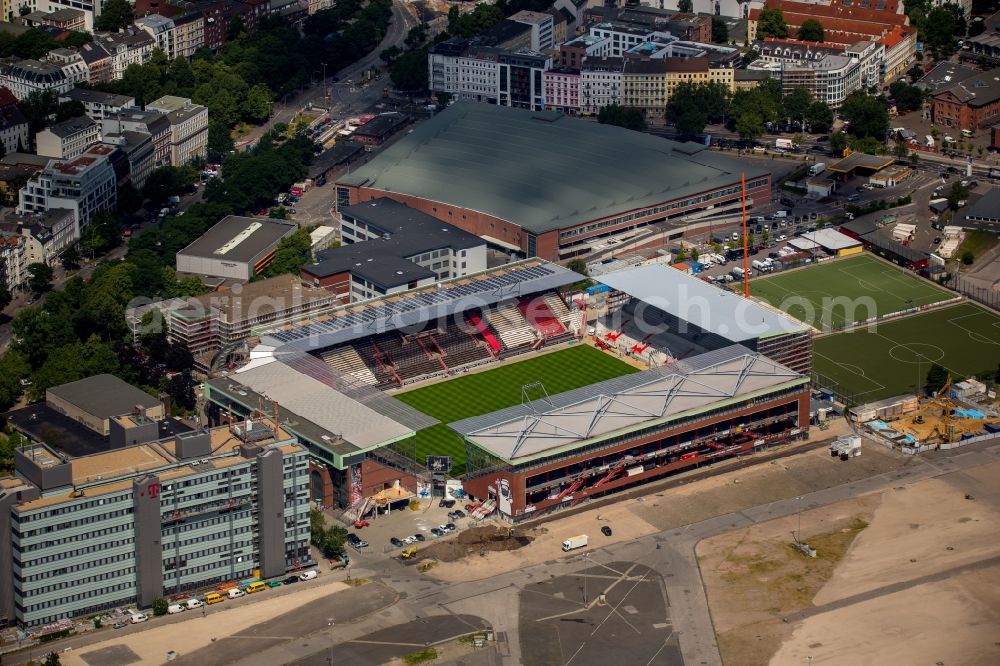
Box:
263 263 568 349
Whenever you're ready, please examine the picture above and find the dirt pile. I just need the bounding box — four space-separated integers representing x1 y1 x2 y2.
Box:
415 525 542 563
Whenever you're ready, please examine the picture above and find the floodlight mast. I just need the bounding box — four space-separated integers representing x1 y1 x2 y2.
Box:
741 172 750 298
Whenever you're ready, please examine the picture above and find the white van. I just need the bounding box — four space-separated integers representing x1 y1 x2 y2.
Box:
128 612 148 624
167 604 185 614
185 598 204 610
298 570 318 581
227 588 246 599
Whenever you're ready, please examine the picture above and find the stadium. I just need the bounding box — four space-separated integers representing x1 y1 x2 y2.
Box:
334 103 772 262
205 260 812 522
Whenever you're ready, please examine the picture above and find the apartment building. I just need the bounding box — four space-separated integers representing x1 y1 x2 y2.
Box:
590 22 661 57
167 275 337 362
0 59 71 101
145 96 209 166
35 116 101 159
17 145 117 229
498 50 550 110
7 208 78 266
544 67 581 114
0 232 25 293
135 14 178 60
930 68 1000 130
102 109 172 168
580 56 623 116
173 12 206 59
76 41 113 84
844 40 884 90
59 88 136 122
777 54 862 109
302 198 488 302
0 91 28 155
0 419 310 627
95 30 156 81
622 57 734 116
21 8 87 31
557 34 611 69
44 49 91 86
429 41 550 110
509 10 555 53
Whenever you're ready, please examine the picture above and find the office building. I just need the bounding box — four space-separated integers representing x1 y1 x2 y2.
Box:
145 96 208 166
17 144 117 229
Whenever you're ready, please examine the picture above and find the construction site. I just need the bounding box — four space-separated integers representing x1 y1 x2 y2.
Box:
848 376 999 448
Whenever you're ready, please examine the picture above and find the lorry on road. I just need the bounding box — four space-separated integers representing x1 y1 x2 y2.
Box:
562 535 589 551
924 135 935 148
809 163 826 176
830 435 861 460
775 138 795 150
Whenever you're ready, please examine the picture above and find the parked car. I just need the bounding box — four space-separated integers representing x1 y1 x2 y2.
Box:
443 523 456 532
113 621 128 629
601 525 613 537
347 533 368 548
439 498 455 508
933 236 942 244
430 527 445 536
412 533 425 542
402 535 416 545
448 510 465 520
390 537 403 547
353 520 369 529
282 576 300 585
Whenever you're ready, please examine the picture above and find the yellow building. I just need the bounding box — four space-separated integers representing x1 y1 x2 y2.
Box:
623 57 735 116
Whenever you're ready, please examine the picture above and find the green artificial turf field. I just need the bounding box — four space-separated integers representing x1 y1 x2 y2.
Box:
813 302 1000 403
751 254 954 330
393 344 638 475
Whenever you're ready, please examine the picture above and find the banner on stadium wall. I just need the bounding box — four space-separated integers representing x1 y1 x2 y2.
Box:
417 480 431 498
498 478 512 517
348 463 363 506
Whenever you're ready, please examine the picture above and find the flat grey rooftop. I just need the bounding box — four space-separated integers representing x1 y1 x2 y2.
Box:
47 374 161 419
338 103 768 234
177 216 297 263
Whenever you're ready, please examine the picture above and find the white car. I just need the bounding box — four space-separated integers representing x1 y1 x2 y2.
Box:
167 604 185 614
128 612 148 624
401 536 417 545
185 598 204 610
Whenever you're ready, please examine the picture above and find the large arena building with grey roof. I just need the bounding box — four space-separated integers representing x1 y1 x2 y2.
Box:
335 103 772 261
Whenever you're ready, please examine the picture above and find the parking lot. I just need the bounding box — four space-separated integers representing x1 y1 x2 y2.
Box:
336 497 477 559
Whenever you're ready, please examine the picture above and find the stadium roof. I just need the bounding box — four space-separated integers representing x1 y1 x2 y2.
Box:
217 359 417 453
260 259 580 350
596 264 808 342
337 103 768 235
453 345 806 463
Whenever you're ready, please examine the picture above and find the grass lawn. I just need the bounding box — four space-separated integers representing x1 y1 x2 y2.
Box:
813 302 1000 403
751 254 954 330
957 230 999 264
393 345 638 475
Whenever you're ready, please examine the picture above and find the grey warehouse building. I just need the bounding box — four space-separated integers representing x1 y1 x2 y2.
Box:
0 418 310 627
176 215 298 282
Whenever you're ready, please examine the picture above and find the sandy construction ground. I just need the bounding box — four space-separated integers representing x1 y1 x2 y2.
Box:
61 580 349 666
424 499 659 582
698 459 1000 666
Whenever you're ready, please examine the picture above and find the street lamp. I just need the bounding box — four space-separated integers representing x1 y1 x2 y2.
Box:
795 495 803 543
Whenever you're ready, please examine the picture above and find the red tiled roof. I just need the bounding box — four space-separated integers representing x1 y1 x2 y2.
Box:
0 86 17 108
750 0 907 27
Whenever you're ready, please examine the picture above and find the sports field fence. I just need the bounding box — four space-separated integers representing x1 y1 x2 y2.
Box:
948 274 1000 311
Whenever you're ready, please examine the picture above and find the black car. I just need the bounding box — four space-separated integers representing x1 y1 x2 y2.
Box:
601 525 613 537
439 498 455 508
412 533 425 542
444 523 456 532
947 166 960 174
346 533 361 544
933 237 942 244
449 509 466 519
390 537 403 547
282 576 300 585
430 527 444 536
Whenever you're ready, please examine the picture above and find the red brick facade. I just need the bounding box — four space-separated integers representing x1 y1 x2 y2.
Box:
341 176 771 261
462 387 809 521
931 89 1000 131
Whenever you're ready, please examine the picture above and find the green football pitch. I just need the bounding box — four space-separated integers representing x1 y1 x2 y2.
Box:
393 345 639 476
751 254 954 330
814 302 1000 403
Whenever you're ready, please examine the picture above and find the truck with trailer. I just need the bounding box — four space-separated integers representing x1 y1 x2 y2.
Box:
809 163 827 176
562 535 588 551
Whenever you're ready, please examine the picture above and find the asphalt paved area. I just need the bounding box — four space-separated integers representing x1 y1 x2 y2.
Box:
518 561 680 666
79 644 141 666
167 582 396 666
303 614 491 665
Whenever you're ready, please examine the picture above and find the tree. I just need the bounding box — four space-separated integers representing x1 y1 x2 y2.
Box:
152 597 169 616
55 101 86 123
598 104 646 131
390 49 429 91
829 130 848 155
840 91 889 139
567 258 588 276
894 140 910 159
380 45 402 65
164 371 196 411
961 250 974 265
889 80 924 113
43 652 62 666
783 87 812 124
735 109 764 142
947 180 970 208
61 245 80 270
925 363 949 393
798 19 825 42
142 165 197 205
666 81 729 137
242 84 272 123
95 0 135 32
260 228 312 278
712 17 729 43
0 287 11 312
757 7 788 39
678 0 693 11
27 262 54 293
